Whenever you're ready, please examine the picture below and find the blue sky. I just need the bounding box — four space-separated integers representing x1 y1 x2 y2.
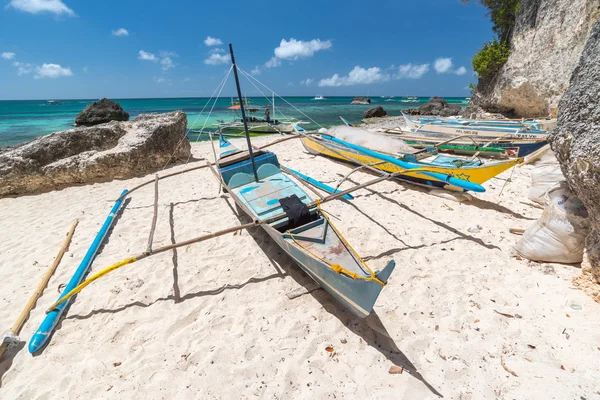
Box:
0 0 493 100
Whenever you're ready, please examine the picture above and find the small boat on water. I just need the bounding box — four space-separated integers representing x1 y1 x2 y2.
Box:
313 95 325 100
300 126 517 192
402 112 548 140
218 96 295 134
47 100 62 105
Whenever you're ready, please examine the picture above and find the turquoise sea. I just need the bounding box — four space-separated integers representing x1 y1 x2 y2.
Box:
0 96 468 148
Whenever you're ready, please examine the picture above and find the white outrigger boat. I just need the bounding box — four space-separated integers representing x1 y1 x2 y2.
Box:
401 112 547 140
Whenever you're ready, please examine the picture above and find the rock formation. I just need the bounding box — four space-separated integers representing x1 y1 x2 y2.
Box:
351 97 371 105
404 97 462 116
469 0 600 117
75 98 130 126
0 111 190 196
364 106 387 118
549 19 600 283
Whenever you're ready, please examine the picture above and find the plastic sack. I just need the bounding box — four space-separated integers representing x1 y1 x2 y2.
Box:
528 164 565 204
515 182 589 263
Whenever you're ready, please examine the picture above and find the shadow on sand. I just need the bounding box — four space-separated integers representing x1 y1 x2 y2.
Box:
62 194 443 397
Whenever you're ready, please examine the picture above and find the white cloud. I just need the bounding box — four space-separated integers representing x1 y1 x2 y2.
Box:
300 78 313 86
395 63 430 79
1 52 16 60
153 76 166 83
204 50 229 65
7 0 75 16
264 56 281 68
318 66 388 87
204 36 223 46
160 57 174 71
455 66 467 75
274 38 332 60
112 28 129 37
434 58 453 74
160 51 178 58
13 61 33 75
250 66 261 75
182 77 191 82
138 50 157 62
34 63 73 79
265 38 332 68
434 57 466 75
82 66 88 73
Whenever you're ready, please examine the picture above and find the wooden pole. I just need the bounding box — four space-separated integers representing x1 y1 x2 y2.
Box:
115 133 314 202
518 144 551 167
0 220 78 359
229 43 259 182
146 175 159 254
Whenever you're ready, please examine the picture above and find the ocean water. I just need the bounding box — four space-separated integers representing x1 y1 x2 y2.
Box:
0 96 468 147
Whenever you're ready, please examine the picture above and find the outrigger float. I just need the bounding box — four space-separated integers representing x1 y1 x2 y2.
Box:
27 44 487 353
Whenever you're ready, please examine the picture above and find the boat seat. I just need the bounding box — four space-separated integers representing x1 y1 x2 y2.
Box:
219 149 267 168
220 152 281 188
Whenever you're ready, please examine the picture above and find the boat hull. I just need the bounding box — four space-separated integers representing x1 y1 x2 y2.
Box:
402 112 547 140
301 137 519 191
217 137 394 318
220 122 295 134
392 134 548 158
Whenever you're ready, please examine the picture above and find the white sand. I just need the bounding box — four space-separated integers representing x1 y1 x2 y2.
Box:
1 137 599 399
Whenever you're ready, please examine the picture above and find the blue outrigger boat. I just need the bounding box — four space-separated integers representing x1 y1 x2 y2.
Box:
216 134 395 318
40 44 397 331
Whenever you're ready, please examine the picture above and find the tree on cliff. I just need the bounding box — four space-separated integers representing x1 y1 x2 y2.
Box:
462 0 520 80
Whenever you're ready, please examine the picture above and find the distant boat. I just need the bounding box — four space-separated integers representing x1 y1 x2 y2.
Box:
313 95 325 100
47 100 62 105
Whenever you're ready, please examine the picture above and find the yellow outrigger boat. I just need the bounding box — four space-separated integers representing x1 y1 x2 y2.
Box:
300 129 521 192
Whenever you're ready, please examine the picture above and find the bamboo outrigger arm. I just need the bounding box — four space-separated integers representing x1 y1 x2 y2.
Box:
46 163 445 313
116 133 317 202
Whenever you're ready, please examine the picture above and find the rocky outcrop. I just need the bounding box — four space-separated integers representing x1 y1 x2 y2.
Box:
0 111 190 196
549 19 600 283
75 98 130 126
404 97 462 116
469 0 600 117
364 106 387 118
351 97 371 105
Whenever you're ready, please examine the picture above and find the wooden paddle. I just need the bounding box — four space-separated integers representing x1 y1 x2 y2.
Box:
0 220 78 360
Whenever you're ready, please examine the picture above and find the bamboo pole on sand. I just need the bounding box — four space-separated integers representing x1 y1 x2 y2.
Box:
0 220 78 359
146 175 159 253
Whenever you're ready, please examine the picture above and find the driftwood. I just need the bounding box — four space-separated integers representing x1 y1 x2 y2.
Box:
0 220 78 359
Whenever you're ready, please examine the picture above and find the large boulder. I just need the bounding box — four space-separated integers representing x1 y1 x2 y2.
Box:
548 19 600 283
404 97 462 116
351 97 371 105
364 106 387 119
0 111 191 196
75 98 130 126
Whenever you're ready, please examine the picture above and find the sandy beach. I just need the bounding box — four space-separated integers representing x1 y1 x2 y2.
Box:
1 136 599 399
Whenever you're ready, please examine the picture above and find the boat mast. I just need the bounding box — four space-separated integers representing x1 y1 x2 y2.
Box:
272 92 275 122
229 44 259 182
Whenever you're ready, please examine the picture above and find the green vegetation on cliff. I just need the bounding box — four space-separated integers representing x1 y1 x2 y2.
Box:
463 0 520 79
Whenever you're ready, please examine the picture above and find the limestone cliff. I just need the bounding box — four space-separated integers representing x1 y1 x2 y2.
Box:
470 0 600 117
549 18 600 285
